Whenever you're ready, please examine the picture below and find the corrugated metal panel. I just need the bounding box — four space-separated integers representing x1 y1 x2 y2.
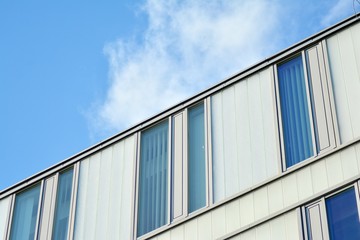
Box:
73 135 136 240
0 196 11 240
327 21 360 144
152 141 360 240
211 67 280 203
229 210 301 240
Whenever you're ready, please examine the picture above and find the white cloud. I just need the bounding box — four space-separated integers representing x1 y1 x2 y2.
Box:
91 0 281 136
89 0 355 138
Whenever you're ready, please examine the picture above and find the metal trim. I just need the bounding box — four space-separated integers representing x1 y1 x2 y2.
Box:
34 180 45 240
273 63 286 172
130 133 139 240
68 163 80 240
302 51 318 159
183 108 189 218
133 132 141 239
321 39 341 147
167 116 172 225
205 97 213 206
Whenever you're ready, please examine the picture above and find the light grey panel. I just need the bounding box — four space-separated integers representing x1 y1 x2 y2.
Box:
222 86 239 198
327 22 360 143
95 147 113 239
172 113 184 220
307 46 331 152
38 176 56 240
211 206 226 239
259 68 280 179
307 204 324 240
211 67 279 204
211 93 225 202
234 80 252 192
248 73 267 185
74 135 136 240
0 196 11 240
73 158 90 240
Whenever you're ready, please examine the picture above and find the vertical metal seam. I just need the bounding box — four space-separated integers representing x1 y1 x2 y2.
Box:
273 64 286 172
183 109 189 218
167 116 172 225
206 96 214 206
34 180 45 240
133 132 141 239
321 39 341 148
302 51 318 160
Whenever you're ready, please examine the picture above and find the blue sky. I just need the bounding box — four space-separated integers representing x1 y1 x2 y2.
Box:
0 0 357 191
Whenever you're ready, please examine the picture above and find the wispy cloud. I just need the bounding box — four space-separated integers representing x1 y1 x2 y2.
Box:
89 0 354 139
321 0 354 27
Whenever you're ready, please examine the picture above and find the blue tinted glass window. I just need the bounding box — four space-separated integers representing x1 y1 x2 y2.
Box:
52 168 74 240
10 184 41 240
137 121 169 237
278 55 314 167
326 187 360 240
188 103 206 213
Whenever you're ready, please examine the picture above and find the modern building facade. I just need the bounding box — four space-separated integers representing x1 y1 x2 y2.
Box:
1 15 360 240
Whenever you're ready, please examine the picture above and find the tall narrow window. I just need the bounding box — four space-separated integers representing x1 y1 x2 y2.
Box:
326 187 360 240
137 121 169 237
9 184 41 240
52 168 74 240
188 103 206 213
278 55 314 167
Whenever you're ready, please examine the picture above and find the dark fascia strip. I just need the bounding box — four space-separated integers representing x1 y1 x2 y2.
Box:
137 136 360 240
1 14 359 198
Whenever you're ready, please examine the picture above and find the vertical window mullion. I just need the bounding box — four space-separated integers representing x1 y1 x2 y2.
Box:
301 51 318 159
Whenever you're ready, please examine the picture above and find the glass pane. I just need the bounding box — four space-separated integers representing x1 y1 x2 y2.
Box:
188 103 206 213
326 187 360 240
52 168 74 240
10 184 41 240
278 55 314 167
137 121 169 236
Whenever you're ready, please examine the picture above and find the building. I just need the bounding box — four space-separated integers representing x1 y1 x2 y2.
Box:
1 15 360 240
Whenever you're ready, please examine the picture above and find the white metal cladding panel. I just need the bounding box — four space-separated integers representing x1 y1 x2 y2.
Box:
229 210 301 240
0 196 10 240
150 142 360 240
73 135 136 240
211 67 279 203
327 21 360 144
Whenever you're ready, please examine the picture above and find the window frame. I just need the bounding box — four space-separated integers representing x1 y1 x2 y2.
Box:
302 182 360 240
135 119 172 238
274 42 338 171
3 164 79 240
134 99 212 239
6 182 43 240
274 51 318 171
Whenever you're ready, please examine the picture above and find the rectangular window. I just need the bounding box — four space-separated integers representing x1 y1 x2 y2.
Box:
52 168 74 240
277 44 336 169
137 120 169 237
277 55 314 168
9 184 41 240
305 185 360 240
188 103 206 213
326 187 360 240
